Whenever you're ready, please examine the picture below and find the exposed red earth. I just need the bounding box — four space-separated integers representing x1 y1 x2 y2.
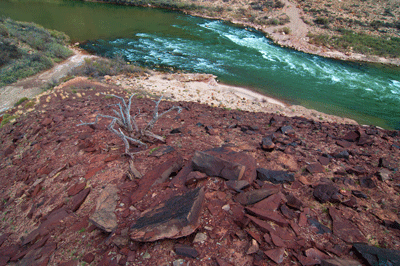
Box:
1 78 400 265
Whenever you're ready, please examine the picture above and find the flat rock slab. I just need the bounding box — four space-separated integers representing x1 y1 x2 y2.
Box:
130 187 204 242
192 151 245 181
89 184 119 233
174 244 199 258
353 243 400 266
131 156 183 204
256 168 294 184
329 208 366 244
234 188 279 206
69 188 90 212
264 248 285 264
246 207 289 227
321 258 362 266
205 146 257 184
314 184 342 203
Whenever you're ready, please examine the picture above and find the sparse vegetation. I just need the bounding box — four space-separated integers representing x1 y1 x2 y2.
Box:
0 17 73 87
14 97 29 107
308 29 400 58
0 113 17 127
70 56 145 78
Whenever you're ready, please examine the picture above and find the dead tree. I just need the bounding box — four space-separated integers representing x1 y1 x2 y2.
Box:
77 93 182 156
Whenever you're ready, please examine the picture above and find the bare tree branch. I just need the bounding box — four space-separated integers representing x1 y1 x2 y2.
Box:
77 94 182 155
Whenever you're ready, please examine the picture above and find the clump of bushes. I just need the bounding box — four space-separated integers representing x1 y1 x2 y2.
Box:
0 18 73 87
314 17 330 27
308 29 400 58
70 55 145 78
14 97 29 107
0 114 16 128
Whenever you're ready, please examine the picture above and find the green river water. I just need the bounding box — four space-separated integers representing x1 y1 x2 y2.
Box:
1 0 400 129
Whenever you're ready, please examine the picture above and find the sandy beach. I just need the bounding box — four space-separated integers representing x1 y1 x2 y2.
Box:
103 72 358 125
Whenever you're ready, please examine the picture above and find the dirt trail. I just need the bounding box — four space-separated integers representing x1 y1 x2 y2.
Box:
0 48 96 113
264 0 313 51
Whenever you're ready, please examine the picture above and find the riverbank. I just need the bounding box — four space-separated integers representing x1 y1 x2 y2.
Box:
88 0 400 66
57 72 358 126
185 0 400 66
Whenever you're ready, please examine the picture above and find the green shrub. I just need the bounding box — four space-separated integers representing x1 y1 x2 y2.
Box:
0 24 9 37
14 97 29 107
71 56 144 78
0 18 72 87
24 100 36 109
314 17 330 26
0 114 16 127
308 30 400 58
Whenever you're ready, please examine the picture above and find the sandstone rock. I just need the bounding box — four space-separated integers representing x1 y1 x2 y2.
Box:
270 232 285 247
193 232 207 244
246 215 275 233
264 248 285 264
351 190 368 199
342 130 360 142
296 254 320 266
379 158 397 171
278 125 294 135
246 239 259 255
16 242 56 266
334 150 349 160
67 182 86 196
89 184 119 233
353 243 400 266
245 207 289 227
226 180 250 192
204 147 257 184
359 176 376 188
261 135 275 151
253 192 284 211
377 168 392 181
130 187 204 242
336 140 352 148
285 193 303 210
318 156 330 166
308 218 332 234
329 208 366 243
131 156 183 204
0 233 10 247
234 188 279 206
216 258 234 266
305 248 330 262
174 244 199 258
313 184 342 203
192 151 245 181
342 197 358 208
69 188 90 212
280 204 297 219
307 162 324 173
184 171 208 186
321 258 362 266
346 166 367 176
256 168 294 184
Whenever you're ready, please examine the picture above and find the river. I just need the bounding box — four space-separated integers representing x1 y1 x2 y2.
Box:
1 0 400 129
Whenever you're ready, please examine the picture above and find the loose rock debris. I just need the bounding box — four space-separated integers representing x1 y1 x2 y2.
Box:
0 79 399 265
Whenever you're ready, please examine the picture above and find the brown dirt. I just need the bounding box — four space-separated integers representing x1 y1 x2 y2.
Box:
1 77 399 265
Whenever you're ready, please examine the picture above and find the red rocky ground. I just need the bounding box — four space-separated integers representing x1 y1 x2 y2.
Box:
0 78 400 266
